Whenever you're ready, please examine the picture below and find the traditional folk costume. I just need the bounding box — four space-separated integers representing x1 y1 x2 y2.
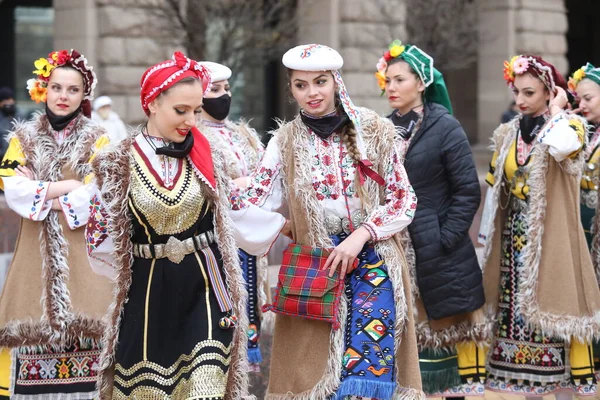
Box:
376 41 487 397
85 52 285 399
569 63 600 376
0 49 114 399
245 44 423 400
479 55 600 397
197 61 270 369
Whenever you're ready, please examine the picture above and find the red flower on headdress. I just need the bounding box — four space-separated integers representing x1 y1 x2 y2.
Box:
383 51 392 62
55 50 71 65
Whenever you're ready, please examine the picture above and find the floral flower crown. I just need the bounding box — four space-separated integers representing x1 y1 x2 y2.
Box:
502 55 555 91
375 40 406 92
26 49 96 103
568 67 586 93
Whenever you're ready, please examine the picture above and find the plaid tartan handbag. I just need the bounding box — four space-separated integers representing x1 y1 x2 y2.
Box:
262 243 355 329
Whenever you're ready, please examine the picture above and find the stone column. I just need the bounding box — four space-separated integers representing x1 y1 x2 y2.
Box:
95 1 178 124
53 0 98 69
297 0 340 48
338 0 406 114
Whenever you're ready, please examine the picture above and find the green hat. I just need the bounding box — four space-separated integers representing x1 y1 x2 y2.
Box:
376 40 453 114
569 63 600 95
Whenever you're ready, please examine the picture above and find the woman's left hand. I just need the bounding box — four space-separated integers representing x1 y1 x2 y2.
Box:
323 226 372 278
233 176 250 189
15 165 34 180
549 87 569 116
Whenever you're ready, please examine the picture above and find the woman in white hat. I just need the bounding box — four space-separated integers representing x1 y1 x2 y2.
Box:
198 61 270 371
244 44 423 400
91 95 129 143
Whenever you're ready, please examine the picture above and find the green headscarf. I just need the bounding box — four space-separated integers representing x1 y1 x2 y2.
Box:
569 62 600 93
376 40 453 114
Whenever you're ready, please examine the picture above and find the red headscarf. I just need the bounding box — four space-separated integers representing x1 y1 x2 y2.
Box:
504 54 567 93
523 55 568 92
140 52 217 191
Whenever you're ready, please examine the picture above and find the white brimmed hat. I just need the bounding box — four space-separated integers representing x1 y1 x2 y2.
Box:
282 44 344 71
199 61 232 83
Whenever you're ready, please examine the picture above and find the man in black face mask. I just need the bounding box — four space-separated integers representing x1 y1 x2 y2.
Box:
0 87 25 161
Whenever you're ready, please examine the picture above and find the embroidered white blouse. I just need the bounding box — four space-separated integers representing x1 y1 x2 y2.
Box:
0 121 104 230
245 130 417 241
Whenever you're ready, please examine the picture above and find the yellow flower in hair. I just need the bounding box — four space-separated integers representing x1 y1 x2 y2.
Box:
29 81 47 103
389 44 405 58
573 68 586 83
375 70 386 91
33 58 55 78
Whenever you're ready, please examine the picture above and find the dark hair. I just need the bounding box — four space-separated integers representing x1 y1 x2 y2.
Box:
0 87 14 102
386 57 420 80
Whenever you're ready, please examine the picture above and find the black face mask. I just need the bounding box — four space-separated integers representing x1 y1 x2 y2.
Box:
300 111 351 140
203 94 232 121
519 114 547 144
155 131 194 159
45 104 82 132
390 110 420 140
1 104 16 117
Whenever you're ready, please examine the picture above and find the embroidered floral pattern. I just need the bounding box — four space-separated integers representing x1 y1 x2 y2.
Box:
16 346 100 387
245 130 415 240
246 164 281 207
86 194 108 253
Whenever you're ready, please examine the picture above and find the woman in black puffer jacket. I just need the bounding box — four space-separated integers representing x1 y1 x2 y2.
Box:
376 40 486 398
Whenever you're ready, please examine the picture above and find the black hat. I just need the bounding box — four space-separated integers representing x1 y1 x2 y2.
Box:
0 87 14 102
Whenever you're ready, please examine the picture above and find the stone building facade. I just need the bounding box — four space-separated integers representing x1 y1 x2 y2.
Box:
47 0 589 147
1 0 599 141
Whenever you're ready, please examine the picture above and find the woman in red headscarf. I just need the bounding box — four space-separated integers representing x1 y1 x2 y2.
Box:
0 49 114 399
85 51 285 399
479 55 600 398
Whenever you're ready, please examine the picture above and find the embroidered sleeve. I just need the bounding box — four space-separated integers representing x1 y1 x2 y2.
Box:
0 137 26 190
363 149 417 241
85 186 117 280
478 187 495 245
230 204 286 256
2 177 52 220
59 183 96 230
538 113 585 162
244 138 285 212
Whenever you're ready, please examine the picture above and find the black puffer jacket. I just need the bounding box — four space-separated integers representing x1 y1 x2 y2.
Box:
399 102 484 320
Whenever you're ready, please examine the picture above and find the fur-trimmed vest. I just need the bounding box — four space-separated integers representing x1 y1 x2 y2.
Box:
0 113 114 347
91 136 253 399
198 119 263 179
266 108 424 400
482 116 600 343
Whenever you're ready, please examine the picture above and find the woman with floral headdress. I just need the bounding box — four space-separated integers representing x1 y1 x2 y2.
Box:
197 61 271 371
244 43 423 400
85 51 285 399
479 55 600 399
569 63 600 376
0 49 114 398
375 40 486 398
